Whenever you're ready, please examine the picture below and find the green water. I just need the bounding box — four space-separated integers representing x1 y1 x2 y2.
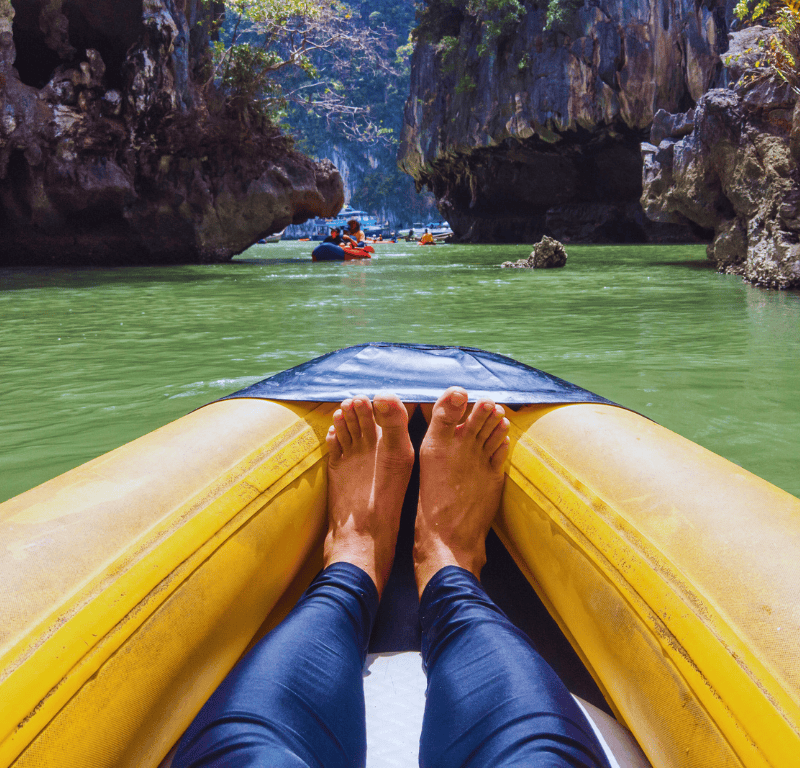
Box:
1 241 799 502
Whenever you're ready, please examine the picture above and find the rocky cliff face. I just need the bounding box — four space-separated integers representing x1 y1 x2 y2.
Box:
0 0 343 266
399 0 729 243
642 27 800 289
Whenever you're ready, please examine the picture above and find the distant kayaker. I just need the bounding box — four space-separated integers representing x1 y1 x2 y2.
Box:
345 219 366 247
419 229 435 245
322 226 345 245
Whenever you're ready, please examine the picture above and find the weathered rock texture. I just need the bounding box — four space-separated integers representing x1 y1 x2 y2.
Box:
502 235 567 267
0 0 343 266
642 26 800 289
399 0 730 243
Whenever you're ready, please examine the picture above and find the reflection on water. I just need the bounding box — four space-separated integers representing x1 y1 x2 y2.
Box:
650 259 717 271
233 258 309 265
1 241 798 501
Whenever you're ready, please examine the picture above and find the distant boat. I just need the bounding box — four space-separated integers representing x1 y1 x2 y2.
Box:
258 229 285 244
398 221 453 241
427 221 454 241
310 206 387 240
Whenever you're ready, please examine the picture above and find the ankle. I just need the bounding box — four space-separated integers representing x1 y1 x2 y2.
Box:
412 538 486 597
325 529 395 597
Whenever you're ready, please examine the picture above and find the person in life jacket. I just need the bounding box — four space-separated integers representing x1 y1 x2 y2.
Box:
344 219 366 247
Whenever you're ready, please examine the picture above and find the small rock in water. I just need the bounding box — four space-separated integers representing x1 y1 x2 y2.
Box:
501 236 568 269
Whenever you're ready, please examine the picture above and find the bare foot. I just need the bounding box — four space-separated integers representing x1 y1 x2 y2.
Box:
414 387 510 596
324 393 415 596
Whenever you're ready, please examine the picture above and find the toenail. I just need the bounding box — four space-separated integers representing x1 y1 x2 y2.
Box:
374 400 389 413
483 401 494 410
450 391 467 406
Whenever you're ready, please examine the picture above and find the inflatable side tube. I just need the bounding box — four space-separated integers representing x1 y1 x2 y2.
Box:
499 403 800 768
312 243 345 261
0 399 332 768
342 246 372 260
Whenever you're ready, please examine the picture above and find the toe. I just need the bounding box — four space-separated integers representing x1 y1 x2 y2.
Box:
490 435 511 471
341 398 361 441
374 393 410 449
476 404 505 443
484 417 510 456
333 407 353 449
428 387 469 439
463 399 497 438
326 425 343 462
352 395 377 444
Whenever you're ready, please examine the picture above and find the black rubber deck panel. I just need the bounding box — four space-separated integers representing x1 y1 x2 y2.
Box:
220 342 618 406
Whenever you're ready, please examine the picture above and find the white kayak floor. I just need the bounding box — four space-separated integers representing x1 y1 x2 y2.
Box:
363 651 652 768
363 652 427 767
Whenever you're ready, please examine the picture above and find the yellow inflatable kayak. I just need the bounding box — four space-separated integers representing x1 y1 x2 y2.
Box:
0 344 797 768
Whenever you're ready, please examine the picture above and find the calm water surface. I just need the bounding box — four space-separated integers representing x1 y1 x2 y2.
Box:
1 241 798 501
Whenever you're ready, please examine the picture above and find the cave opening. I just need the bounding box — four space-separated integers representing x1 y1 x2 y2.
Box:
3 150 33 221
10 0 144 90
595 218 648 243
62 1 145 90
68 199 126 228
11 13 63 89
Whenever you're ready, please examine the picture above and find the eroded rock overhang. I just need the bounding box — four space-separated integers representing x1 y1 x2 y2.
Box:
399 0 729 243
0 0 343 266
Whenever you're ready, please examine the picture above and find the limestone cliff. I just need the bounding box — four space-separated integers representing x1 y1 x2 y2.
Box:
641 27 800 289
399 0 729 243
0 0 343 266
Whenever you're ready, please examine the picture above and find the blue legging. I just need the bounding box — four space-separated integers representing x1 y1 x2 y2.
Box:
173 563 609 768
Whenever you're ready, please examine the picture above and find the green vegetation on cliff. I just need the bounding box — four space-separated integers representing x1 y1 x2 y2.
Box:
414 0 585 91
414 0 583 46
415 0 524 46
731 0 800 93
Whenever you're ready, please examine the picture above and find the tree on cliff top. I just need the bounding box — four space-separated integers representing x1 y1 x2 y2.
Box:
202 0 398 140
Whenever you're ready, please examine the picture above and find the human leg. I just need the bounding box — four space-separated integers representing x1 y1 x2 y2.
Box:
415 389 608 768
173 394 414 768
